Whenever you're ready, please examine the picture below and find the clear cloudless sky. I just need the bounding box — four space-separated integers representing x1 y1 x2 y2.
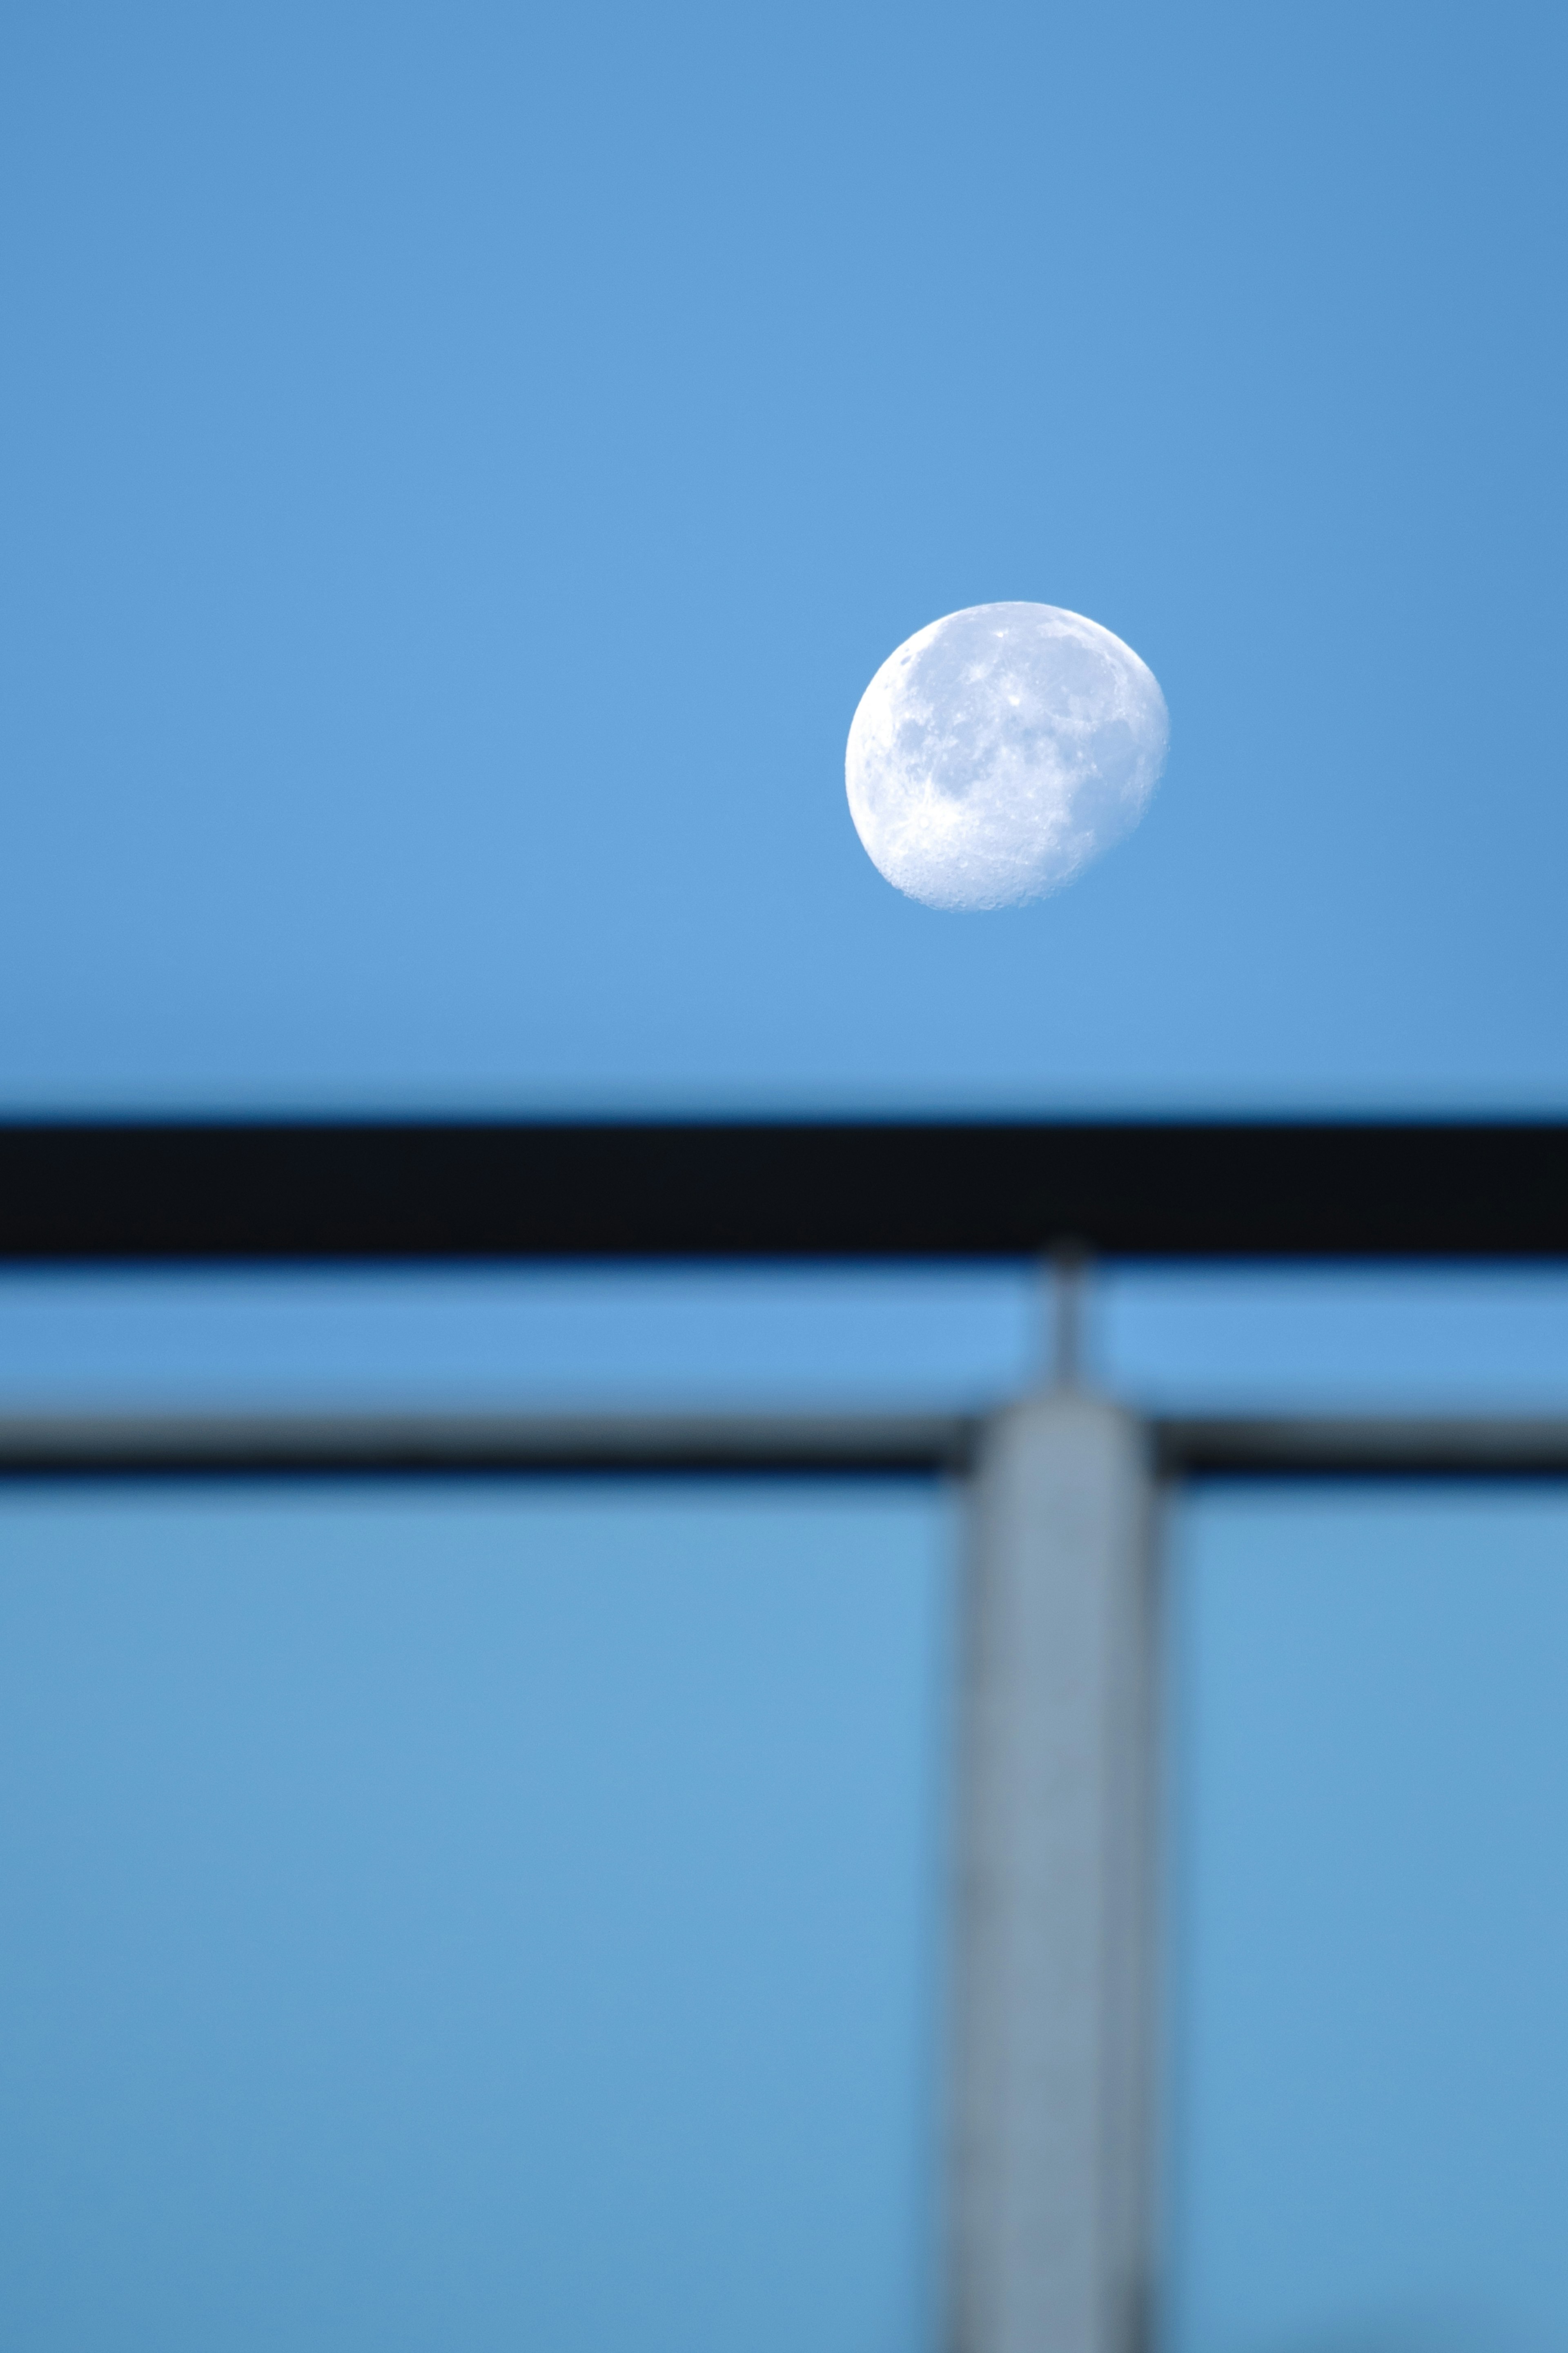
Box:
6 17 1568 2353
2 0 1563 1109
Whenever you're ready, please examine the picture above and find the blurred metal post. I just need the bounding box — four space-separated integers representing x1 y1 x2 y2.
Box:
949 1373 1158 2353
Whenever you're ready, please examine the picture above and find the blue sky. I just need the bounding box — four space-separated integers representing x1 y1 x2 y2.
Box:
4 16 1568 2352
2 1 1563 1107
0 1484 949 2353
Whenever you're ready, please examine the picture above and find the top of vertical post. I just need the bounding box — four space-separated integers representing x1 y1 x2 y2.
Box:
1044 1242 1093 1392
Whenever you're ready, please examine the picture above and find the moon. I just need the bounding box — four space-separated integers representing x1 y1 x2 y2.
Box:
845 602 1169 910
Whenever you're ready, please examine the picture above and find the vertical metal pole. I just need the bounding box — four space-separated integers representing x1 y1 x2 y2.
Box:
948 1377 1158 2353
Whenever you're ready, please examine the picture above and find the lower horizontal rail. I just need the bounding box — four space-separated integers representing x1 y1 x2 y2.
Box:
0 1411 978 1478
2 1408 1568 1478
1159 1415 1568 1476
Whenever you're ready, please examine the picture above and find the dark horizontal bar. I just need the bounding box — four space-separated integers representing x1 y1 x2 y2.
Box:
2 1119 1568 1260
1157 1415 1568 1478
3 1410 1568 1481
0 1412 978 1479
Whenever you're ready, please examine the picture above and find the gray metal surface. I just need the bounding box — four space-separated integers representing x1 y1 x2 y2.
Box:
948 1392 1158 2353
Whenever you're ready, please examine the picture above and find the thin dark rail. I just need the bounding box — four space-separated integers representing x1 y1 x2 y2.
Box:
3 1410 1568 1480
3 1119 1568 1260
1158 1416 1568 1478
0 1412 977 1479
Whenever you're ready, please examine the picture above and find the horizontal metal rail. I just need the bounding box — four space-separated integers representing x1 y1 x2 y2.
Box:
4 1119 1568 1259
1158 1415 1568 1477
0 1411 979 1478
4 1409 1568 1479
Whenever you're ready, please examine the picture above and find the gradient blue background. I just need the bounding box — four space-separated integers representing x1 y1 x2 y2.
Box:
1171 1486 1568 2353
0 1483 951 2353
2 0 1563 1107
8 1468 1568 2353
4 6 1568 2349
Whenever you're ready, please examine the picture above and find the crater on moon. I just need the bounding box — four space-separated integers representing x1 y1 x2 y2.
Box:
845 602 1169 910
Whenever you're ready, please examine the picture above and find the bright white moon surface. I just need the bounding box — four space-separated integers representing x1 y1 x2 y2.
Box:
845 602 1169 910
